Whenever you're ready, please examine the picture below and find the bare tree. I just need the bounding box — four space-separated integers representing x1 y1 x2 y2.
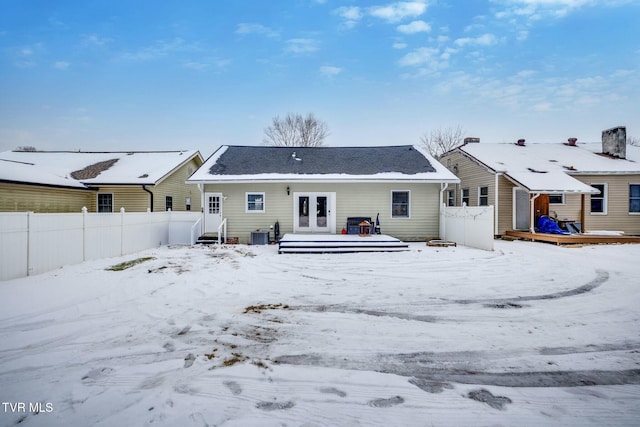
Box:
263 113 329 147
419 125 465 158
629 136 640 147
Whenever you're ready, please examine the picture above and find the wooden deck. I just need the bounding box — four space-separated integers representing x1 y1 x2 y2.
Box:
505 230 640 245
278 233 409 254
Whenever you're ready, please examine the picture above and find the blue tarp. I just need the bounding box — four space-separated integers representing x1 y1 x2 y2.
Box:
537 216 570 235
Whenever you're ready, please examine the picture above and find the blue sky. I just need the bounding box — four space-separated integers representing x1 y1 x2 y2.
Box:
1 0 639 156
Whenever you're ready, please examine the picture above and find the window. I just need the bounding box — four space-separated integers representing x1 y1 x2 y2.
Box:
165 196 173 211
630 184 640 214
246 192 265 213
392 191 410 218
590 184 607 214
478 186 489 206
461 188 469 206
97 193 113 213
447 190 455 206
185 197 191 211
549 193 564 204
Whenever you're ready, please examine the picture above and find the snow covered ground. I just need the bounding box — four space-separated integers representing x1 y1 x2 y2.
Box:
1 240 639 426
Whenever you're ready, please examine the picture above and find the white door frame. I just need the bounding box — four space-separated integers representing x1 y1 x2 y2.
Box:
293 192 336 233
204 192 223 233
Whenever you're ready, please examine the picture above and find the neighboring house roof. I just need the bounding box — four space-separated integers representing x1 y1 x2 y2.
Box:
456 142 640 194
0 150 203 188
188 145 460 183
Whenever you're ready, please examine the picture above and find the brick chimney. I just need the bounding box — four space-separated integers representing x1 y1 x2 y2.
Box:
516 139 526 146
601 126 626 159
567 137 577 146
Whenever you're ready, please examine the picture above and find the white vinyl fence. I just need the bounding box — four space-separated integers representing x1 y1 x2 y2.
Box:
0 210 202 281
441 204 494 251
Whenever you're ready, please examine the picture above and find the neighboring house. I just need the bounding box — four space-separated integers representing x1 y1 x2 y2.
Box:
187 145 459 242
0 150 203 213
440 127 640 236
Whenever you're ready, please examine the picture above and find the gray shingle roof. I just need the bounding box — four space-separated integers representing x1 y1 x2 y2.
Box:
207 145 436 175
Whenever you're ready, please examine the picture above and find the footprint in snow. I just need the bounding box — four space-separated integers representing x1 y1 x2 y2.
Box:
223 381 242 395
467 389 512 410
368 396 404 408
81 367 114 382
319 387 347 397
256 401 295 411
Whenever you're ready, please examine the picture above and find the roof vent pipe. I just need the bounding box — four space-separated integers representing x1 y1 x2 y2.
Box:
567 137 577 146
516 139 526 146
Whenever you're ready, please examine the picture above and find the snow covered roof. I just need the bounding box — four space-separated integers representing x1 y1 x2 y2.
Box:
188 145 460 183
458 142 640 194
0 150 203 188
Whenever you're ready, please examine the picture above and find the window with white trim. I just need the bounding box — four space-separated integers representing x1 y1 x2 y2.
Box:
630 184 640 214
246 192 265 213
461 188 469 206
478 186 489 206
590 184 607 214
391 191 410 218
549 193 564 204
447 190 455 207
97 193 113 213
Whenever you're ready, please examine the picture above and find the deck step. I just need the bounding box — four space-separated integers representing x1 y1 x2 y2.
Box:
278 234 409 254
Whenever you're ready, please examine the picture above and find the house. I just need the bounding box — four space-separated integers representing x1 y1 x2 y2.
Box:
186 145 459 243
439 126 640 236
0 150 204 213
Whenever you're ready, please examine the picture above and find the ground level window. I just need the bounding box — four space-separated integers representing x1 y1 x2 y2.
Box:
246 192 265 213
97 193 113 213
392 191 410 218
462 188 469 206
630 184 640 214
590 184 607 214
478 186 489 206
549 193 564 204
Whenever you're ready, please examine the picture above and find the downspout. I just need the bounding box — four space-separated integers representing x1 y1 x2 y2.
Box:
530 193 540 233
142 185 154 212
440 183 448 239
495 173 502 236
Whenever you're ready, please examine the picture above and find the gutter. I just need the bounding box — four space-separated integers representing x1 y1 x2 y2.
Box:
142 185 154 212
440 182 448 239
495 173 502 235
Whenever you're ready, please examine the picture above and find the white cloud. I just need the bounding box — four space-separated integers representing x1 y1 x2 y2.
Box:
285 38 320 54
370 1 429 23
53 61 70 70
236 23 279 38
334 6 363 28
398 46 439 67
82 34 113 47
393 42 408 49
397 20 431 34
121 38 199 61
320 65 342 77
454 33 499 47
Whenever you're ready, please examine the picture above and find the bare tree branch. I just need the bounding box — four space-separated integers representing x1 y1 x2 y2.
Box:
419 125 465 158
628 136 640 147
263 113 329 147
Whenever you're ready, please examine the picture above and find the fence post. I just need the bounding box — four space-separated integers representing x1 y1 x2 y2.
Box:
26 211 33 276
82 207 87 261
120 207 125 256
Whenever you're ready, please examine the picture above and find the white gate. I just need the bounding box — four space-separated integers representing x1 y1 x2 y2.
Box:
441 204 494 251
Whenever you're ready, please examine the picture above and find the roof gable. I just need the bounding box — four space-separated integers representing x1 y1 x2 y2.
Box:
0 150 203 188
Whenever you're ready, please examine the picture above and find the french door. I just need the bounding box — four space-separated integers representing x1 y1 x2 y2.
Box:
293 192 335 233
